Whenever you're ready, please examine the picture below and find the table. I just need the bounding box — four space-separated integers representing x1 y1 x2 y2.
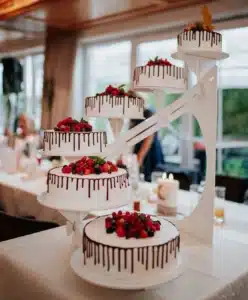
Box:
0 171 65 225
1 191 248 300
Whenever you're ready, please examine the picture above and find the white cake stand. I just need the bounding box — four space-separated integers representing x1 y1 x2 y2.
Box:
70 248 183 290
171 50 229 79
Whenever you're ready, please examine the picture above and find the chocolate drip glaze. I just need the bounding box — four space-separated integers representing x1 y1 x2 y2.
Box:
133 64 185 85
43 131 107 153
85 95 144 115
177 30 222 48
47 169 129 202
82 217 180 274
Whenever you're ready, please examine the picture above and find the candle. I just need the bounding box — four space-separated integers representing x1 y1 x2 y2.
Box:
157 173 179 208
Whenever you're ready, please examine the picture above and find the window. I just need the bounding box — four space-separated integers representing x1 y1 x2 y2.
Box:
33 54 44 129
85 41 131 142
82 24 248 179
218 27 248 176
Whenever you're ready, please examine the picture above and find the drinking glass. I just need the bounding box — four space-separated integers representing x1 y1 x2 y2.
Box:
214 186 226 224
190 184 200 193
151 171 164 183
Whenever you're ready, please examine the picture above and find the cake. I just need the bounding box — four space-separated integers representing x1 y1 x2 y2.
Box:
85 85 144 119
133 57 185 91
43 117 107 156
45 156 131 211
81 212 180 275
177 6 222 54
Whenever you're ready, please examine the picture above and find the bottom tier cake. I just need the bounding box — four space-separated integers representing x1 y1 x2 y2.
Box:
81 212 180 276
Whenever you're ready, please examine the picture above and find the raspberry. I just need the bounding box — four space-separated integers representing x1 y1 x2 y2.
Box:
154 223 160 231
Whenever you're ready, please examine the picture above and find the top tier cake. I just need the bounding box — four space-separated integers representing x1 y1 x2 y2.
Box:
85 85 144 119
133 57 185 92
177 6 222 54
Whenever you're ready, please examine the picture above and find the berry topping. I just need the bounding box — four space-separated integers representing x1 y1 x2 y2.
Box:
95 84 140 98
54 117 92 132
146 56 172 67
61 156 120 175
105 212 160 239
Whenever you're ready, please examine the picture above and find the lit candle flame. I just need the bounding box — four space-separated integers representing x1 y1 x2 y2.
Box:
162 173 167 180
168 173 174 180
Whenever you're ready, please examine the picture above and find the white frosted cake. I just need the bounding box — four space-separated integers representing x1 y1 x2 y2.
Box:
133 58 185 91
177 6 222 54
43 117 107 156
45 157 131 211
85 85 144 119
177 30 222 53
43 130 107 156
81 213 180 276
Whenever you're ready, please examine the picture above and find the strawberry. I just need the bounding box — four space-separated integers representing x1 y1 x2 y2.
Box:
110 165 118 172
140 230 148 239
117 218 125 226
61 117 72 125
111 88 119 96
62 166 72 174
102 163 110 173
105 85 114 94
74 124 81 132
116 227 125 238
87 159 95 167
83 168 92 175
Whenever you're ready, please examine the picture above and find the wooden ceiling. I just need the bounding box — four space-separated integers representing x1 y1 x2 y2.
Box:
0 0 216 39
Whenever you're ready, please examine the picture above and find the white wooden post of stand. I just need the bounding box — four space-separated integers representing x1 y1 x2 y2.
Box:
104 59 222 244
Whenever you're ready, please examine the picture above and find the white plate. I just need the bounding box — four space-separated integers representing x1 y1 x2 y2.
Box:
172 51 229 61
70 248 183 290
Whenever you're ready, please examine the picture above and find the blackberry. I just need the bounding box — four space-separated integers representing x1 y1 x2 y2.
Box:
106 227 115 234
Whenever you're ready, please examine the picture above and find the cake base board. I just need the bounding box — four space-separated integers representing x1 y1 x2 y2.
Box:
37 192 127 213
70 248 183 290
172 50 229 61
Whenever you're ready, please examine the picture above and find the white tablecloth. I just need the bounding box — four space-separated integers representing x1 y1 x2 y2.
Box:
1 191 248 300
0 171 65 225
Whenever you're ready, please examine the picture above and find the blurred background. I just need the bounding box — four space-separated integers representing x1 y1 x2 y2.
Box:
0 0 248 180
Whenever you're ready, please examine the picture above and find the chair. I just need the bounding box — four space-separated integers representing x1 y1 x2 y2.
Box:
0 211 59 242
215 175 248 203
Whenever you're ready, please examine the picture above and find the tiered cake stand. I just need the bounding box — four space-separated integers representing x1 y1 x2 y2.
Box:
38 45 229 289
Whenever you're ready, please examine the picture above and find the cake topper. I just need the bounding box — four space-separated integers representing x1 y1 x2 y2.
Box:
202 5 215 31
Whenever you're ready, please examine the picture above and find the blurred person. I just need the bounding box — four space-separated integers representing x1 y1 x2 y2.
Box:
129 94 164 182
